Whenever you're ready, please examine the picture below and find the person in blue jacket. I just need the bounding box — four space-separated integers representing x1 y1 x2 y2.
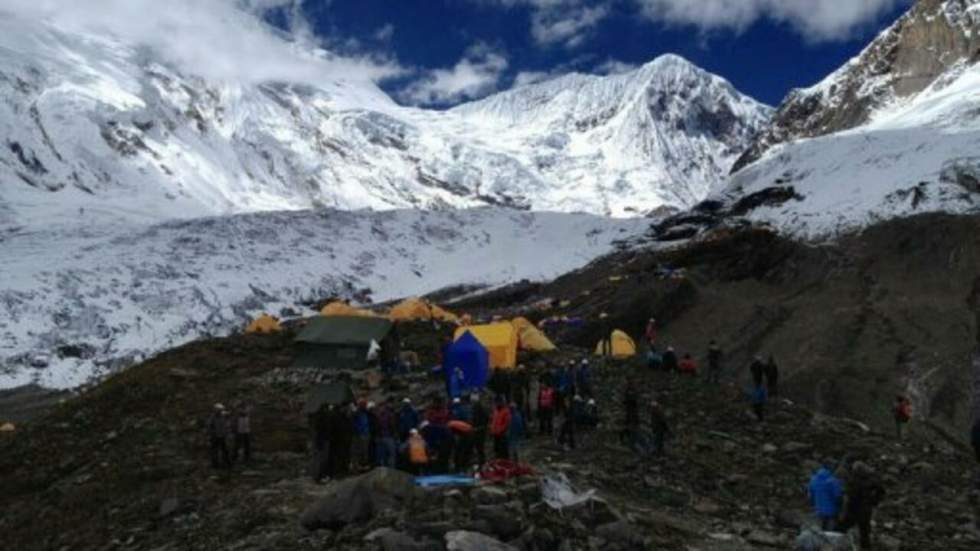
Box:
808 462 844 530
750 384 767 422
397 398 420 441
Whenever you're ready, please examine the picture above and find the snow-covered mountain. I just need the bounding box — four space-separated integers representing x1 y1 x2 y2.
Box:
0 208 648 388
709 0 980 238
0 11 770 228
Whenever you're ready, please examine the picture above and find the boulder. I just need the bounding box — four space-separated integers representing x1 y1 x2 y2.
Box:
365 528 440 551
300 468 416 531
596 520 644 546
445 531 517 551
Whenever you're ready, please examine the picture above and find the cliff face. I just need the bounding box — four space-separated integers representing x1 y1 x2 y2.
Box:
733 0 980 173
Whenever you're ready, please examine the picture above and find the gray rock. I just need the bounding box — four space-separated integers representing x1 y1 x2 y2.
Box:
365 528 440 551
596 520 644 545
445 531 517 551
158 497 180 517
300 468 416 531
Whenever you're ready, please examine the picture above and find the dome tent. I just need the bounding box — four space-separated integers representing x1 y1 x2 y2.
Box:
594 330 636 358
454 322 518 369
245 314 281 334
320 301 377 317
389 297 457 322
443 331 490 390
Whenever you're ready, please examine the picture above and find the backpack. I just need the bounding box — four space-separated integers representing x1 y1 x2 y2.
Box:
539 387 555 409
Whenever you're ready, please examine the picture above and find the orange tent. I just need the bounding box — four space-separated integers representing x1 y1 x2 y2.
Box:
389 297 458 322
321 301 377 317
245 314 281 334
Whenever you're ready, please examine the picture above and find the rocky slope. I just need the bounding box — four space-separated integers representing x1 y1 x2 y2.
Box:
0 9 769 228
733 0 980 173
0 325 976 551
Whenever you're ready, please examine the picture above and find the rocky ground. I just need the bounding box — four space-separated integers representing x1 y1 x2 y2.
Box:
1 320 978 550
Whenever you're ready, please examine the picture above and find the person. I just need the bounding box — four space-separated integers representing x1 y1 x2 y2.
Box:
764 355 780 398
425 396 451 426
449 419 475 472
581 398 599 429
749 356 765 387
328 403 353 478
397 398 420 441
556 363 573 416
559 395 582 450
207 403 231 469
893 396 912 440
404 428 429 475
678 353 698 376
577 359 592 397
513 365 530 420
232 405 252 465
972 417 980 463
374 399 398 468
420 420 453 474
646 347 663 370
597 312 612 357
471 393 489 466
351 400 372 471
707 341 723 384
808 461 844 531
839 461 886 549
662 347 678 373
649 400 671 455
538 378 556 435
310 406 331 482
751 385 767 422
508 402 526 462
644 317 657 348
490 397 512 460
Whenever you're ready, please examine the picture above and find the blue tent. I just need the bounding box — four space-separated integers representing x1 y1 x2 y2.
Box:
444 331 490 391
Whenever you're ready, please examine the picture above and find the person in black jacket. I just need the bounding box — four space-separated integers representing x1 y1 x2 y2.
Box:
749 356 765 387
764 355 780 399
706 341 723 384
649 400 671 455
839 461 886 550
328 405 353 478
662 347 678 373
971 418 980 464
470 394 489 466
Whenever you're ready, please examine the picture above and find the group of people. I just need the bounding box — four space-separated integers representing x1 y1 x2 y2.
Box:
808 459 886 549
206 403 252 469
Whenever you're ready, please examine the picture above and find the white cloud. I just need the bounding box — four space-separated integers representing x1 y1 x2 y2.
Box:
374 23 396 42
636 0 910 41
512 70 556 87
594 59 639 75
531 3 610 48
398 43 510 106
0 0 407 85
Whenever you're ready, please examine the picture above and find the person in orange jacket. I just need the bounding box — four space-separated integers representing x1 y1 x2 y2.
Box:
678 353 698 376
404 428 428 475
490 397 512 460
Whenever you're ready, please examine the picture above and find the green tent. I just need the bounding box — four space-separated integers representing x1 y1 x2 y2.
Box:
293 316 398 370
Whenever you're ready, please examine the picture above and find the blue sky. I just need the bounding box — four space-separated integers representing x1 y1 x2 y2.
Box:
288 0 912 108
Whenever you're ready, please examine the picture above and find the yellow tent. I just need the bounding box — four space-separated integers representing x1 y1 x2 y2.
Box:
245 314 281 334
321 301 377 317
454 323 518 369
594 329 636 358
511 318 556 352
389 297 457 322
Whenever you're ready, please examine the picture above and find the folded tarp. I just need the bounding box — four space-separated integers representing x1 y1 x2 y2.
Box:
414 475 477 487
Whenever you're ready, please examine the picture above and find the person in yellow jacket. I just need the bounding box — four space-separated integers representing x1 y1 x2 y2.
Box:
405 428 429 475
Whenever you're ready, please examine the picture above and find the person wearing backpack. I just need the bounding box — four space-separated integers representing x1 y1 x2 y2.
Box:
404 428 429 475
839 461 886 549
808 460 844 530
538 379 556 436
893 396 911 440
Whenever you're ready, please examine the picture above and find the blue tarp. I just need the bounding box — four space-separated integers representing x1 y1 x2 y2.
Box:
415 475 477 487
443 331 490 391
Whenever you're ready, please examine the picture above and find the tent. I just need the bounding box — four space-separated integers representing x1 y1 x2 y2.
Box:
303 381 355 414
594 329 637 359
443 331 490 389
454 323 518 369
245 314 281 334
320 301 377 317
517 325 557 352
293 316 398 370
511 317 534 332
388 297 458 322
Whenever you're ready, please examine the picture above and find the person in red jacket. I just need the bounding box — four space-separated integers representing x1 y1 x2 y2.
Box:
537 379 556 436
678 353 698 376
644 318 657 348
490 397 512 460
